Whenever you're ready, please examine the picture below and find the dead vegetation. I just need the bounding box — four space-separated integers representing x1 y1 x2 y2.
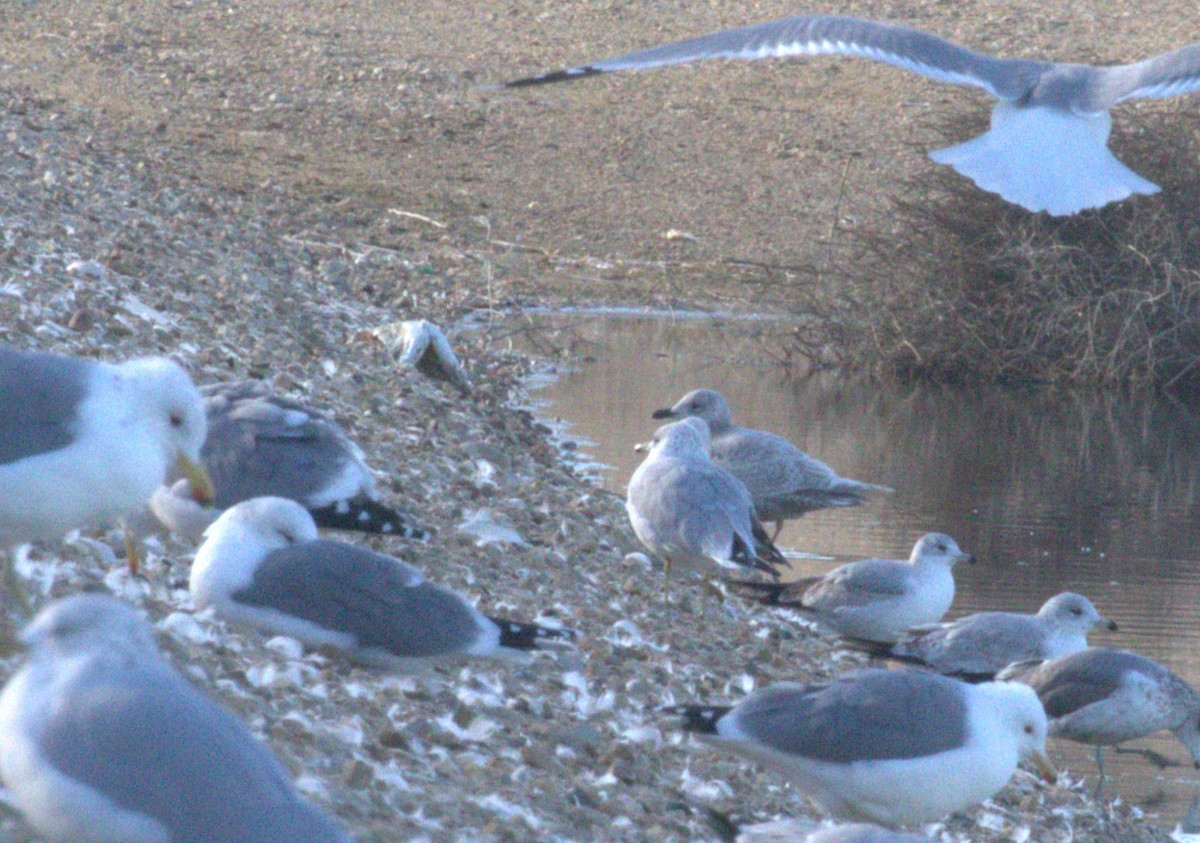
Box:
794 106 1200 392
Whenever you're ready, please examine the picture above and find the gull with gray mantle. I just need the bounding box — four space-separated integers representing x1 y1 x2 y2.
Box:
0 345 214 588
999 647 1200 795
146 380 426 544
847 591 1117 681
627 417 787 583
652 388 890 539
0 594 349 843
190 497 576 669
732 533 973 642
672 668 1055 827
507 14 1200 215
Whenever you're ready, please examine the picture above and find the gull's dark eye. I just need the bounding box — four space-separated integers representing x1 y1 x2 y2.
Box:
1024 724 1034 735
1071 607 1083 616
169 412 184 428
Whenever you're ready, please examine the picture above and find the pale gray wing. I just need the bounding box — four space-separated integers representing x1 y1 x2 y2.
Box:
1108 43 1200 105
508 14 1051 101
804 559 910 608
1016 647 1154 719
201 383 365 509
806 824 931 843
896 612 1041 674
39 659 348 842
629 458 756 560
232 539 492 658
0 347 90 465
733 671 968 762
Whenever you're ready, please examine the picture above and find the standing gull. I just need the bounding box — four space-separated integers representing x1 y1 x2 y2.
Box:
0 593 349 842
999 647 1200 792
673 669 1055 827
627 417 786 582
191 497 576 669
507 14 1200 215
1 346 213 582
732 533 973 642
850 591 1117 681
148 380 426 544
652 388 890 539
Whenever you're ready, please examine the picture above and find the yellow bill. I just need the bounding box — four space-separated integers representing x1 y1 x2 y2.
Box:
175 453 216 504
1030 748 1057 784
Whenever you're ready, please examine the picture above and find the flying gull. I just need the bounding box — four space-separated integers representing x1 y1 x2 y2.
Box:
732 533 973 642
673 669 1055 827
627 417 787 583
849 591 1117 681
652 388 890 539
507 14 1200 215
0 346 213 582
190 497 576 669
999 647 1200 795
0 593 349 842
147 380 426 544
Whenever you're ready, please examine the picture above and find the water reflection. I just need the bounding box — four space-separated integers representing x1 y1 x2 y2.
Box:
486 310 1200 823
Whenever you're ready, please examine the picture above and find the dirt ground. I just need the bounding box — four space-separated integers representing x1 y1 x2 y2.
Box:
0 2 1194 841
3 0 1195 311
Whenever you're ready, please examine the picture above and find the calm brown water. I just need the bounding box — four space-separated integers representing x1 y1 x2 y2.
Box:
487 309 1200 827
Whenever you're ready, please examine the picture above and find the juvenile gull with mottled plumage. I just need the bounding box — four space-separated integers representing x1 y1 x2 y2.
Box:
652 389 890 539
0 593 349 842
0 346 213 580
148 380 425 543
627 417 786 582
673 669 1055 827
732 533 973 642
507 14 1200 215
850 591 1117 681
190 497 575 668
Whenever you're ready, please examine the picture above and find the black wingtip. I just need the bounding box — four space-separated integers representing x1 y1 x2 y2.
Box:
666 704 731 735
491 617 579 651
309 497 428 540
725 578 790 606
506 66 605 88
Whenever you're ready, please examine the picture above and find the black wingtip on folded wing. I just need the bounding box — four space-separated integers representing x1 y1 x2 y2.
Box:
506 66 606 88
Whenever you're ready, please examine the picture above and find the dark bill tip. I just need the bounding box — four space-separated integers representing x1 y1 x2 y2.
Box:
651 408 675 419
1107 620 1119 631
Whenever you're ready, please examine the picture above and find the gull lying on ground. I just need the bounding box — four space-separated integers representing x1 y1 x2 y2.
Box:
507 14 1200 215
191 497 576 669
652 388 890 539
732 533 973 642
673 668 1054 827
627 417 786 582
848 591 1117 681
0 345 213 583
0 594 349 842
1000 647 1200 795
147 380 426 544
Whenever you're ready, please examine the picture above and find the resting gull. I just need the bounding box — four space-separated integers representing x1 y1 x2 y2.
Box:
148 380 426 544
507 14 1200 215
0 346 213 581
849 591 1117 681
652 388 890 539
190 497 576 669
999 647 1200 793
627 417 786 582
732 533 973 642
673 669 1054 827
0 593 349 842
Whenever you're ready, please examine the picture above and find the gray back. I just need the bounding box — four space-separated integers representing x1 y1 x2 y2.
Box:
0 347 90 465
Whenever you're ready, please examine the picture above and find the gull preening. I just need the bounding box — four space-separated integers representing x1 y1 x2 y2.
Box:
852 591 1117 681
672 669 1054 827
507 14 1200 215
191 497 576 669
732 533 973 642
0 594 349 842
148 380 426 544
626 417 787 581
0 346 214 580
652 388 890 539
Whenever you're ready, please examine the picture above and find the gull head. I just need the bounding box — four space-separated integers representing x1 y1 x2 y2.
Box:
909 532 974 569
651 388 734 433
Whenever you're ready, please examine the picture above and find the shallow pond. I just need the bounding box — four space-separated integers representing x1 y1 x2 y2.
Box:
488 308 1200 828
